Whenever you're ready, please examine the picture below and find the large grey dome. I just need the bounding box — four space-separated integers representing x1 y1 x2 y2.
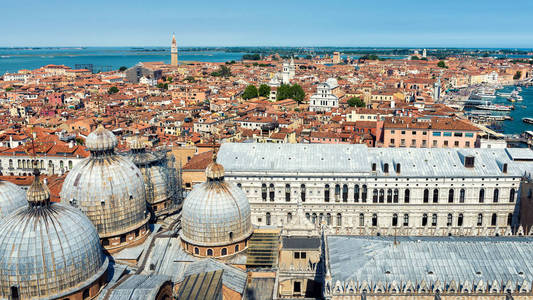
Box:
0 180 27 218
60 126 149 238
0 173 107 299
181 162 252 246
85 123 118 152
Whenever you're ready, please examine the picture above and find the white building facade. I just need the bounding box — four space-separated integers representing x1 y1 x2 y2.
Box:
309 78 339 112
218 143 533 237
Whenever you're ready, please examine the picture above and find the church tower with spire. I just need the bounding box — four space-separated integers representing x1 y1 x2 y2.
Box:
171 33 178 66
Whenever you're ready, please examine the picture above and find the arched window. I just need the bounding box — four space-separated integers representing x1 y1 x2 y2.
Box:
8 159 13 169
235 244 240 252
479 188 485 203
359 213 365 226
319 213 324 224
403 214 409 226
261 184 267 201
229 232 233 240
83 289 90 299
431 214 438 227
507 213 513 226
422 213 428 226
207 249 213 256
326 213 332 225
448 189 454 203
266 212 271 225
372 214 378 227
287 212 292 223
433 189 439 203
510 188 515 203
301 184 306 202
387 189 392 203
221 248 227 256
459 189 465 203
305 213 310 221
392 214 398 227
447 214 453 227
404 189 410 203
423 189 429 203
269 184 275 201
354 184 360 202
334 184 341 202
379 189 384 203
324 184 330 202
458 213 464 226
342 184 348 202
383 163 389 173
60 160 64 169
68 160 73 169
393 189 399 203
337 213 342 226
361 185 367 202
10 286 19 299
312 213 317 224
477 213 483 226
493 188 499 203
491 213 497 226
285 184 291 202
372 189 378 203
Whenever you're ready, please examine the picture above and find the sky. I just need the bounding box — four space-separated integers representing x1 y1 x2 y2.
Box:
2 0 533 48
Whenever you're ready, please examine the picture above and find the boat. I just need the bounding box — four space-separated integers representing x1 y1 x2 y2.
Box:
475 104 513 111
507 97 516 102
517 87 523 92
523 118 533 124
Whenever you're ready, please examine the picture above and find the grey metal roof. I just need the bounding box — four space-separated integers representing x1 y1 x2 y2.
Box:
141 236 195 282
0 180 27 218
183 258 247 294
327 236 533 291
218 143 533 177
282 236 321 249
106 274 171 300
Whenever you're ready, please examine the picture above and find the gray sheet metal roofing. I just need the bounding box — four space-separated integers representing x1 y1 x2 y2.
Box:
327 236 533 293
106 274 171 300
0 180 27 218
182 258 247 294
0 203 108 299
218 143 533 177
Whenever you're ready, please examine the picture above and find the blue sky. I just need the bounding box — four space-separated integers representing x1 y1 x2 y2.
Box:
2 0 533 47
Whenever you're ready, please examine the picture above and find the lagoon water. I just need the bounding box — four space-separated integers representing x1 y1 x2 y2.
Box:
0 47 246 73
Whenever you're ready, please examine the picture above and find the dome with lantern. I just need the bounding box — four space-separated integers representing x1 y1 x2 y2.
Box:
0 169 108 299
180 154 252 256
60 122 150 252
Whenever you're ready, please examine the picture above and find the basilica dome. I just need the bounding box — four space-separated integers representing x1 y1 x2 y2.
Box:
181 158 252 255
0 170 108 299
0 180 27 218
60 123 150 252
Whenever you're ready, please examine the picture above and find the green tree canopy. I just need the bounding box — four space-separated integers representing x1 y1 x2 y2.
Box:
276 84 306 103
108 86 119 94
118 66 127 72
211 65 232 77
437 60 447 68
243 53 261 60
347 97 365 108
258 84 271 97
242 85 258 100
410 56 419 60
290 84 305 103
514 71 522 80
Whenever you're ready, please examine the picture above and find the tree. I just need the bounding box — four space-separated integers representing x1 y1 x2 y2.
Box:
108 86 119 94
258 84 271 98
437 60 447 68
242 53 261 60
5 87 13 92
290 84 305 103
211 65 232 77
276 84 292 100
157 83 168 90
514 71 522 80
411 56 420 60
242 85 258 100
119 66 127 72
347 97 365 108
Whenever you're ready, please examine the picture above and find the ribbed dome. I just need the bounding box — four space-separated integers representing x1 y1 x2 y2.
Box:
181 180 252 246
85 124 118 152
0 178 107 299
61 127 149 238
0 181 27 218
